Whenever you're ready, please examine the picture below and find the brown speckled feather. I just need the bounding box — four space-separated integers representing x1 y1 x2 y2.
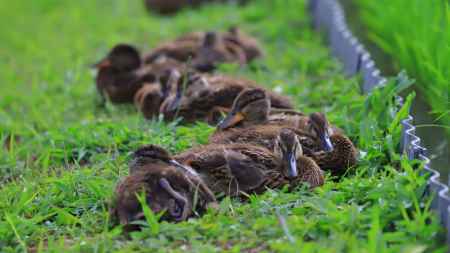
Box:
143 40 201 64
175 144 284 196
166 73 292 123
310 134 358 176
210 125 320 155
295 156 324 188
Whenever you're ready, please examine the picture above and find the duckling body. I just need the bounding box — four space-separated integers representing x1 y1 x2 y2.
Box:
141 57 186 81
210 125 320 155
174 31 206 43
175 143 288 196
223 27 264 62
192 32 247 72
310 134 358 177
143 39 201 64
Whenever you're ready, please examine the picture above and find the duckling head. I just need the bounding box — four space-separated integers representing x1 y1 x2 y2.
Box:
228 26 240 36
274 128 303 179
217 88 270 130
309 112 333 152
130 144 180 174
94 44 141 72
203 31 219 48
112 165 216 227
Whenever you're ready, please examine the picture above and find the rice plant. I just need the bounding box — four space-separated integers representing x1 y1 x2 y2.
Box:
356 0 450 130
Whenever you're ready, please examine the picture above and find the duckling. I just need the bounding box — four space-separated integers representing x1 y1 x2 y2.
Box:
274 128 324 188
142 56 187 81
216 88 303 130
112 145 216 228
143 34 202 64
94 44 153 103
161 74 293 123
192 31 247 72
223 26 264 62
175 128 323 196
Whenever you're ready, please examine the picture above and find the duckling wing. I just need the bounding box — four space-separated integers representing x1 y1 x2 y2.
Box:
227 156 266 193
297 157 324 188
310 134 357 176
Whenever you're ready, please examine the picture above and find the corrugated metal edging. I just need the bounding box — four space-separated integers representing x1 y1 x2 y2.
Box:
308 0 450 244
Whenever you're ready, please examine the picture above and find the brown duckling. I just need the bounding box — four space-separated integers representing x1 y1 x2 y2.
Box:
143 34 202 64
176 128 324 196
161 73 293 123
216 88 304 130
223 26 264 62
142 56 186 81
274 128 324 188
112 145 216 228
192 31 247 72
94 44 154 103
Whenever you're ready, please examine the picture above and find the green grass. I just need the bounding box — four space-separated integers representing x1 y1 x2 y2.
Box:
0 0 446 252
354 0 450 130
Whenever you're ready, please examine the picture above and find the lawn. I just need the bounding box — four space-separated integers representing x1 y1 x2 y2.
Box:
0 0 446 252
